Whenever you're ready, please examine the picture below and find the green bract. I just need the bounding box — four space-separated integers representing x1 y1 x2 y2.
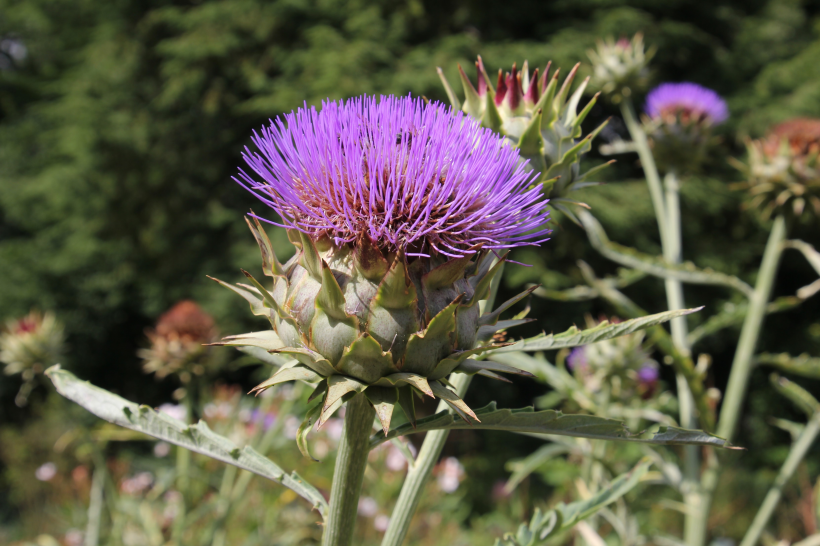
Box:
212 218 535 440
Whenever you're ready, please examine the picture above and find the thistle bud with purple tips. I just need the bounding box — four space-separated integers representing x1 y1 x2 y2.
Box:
642 82 728 174
438 57 610 220
0 310 66 406
212 95 549 439
588 34 654 104
734 118 820 220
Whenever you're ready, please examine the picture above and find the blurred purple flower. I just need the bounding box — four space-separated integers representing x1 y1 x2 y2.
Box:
645 82 728 125
637 365 659 384
251 409 277 431
237 95 551 258
566 347 588 372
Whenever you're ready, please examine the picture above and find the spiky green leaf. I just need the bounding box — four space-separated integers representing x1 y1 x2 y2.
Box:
493 307 702 353
758 352 820 379
370 402 734 449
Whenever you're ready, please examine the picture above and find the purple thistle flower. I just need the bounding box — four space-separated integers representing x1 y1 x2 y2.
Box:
236 95 551 257
645 82 728 125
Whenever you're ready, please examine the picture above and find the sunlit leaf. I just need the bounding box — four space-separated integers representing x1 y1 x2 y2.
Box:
45 366 328 519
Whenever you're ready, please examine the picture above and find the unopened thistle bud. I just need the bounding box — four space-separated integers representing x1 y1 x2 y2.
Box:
139 300 219 383
438 57 610 221
642 82 728 174
734 118 820 220
212 95 549 443
588 34 655 103
0 310 66 406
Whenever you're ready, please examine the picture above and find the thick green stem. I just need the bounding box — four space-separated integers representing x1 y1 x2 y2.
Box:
663 173 702 546
717 215 787 443
380 373 472 546
620 111 706 545
740 412 820 546
693 215 788 545
620 100 668 248
323 393 376 546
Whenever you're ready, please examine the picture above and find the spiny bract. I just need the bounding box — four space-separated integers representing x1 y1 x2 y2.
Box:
212 96 550 450
438 57 610 223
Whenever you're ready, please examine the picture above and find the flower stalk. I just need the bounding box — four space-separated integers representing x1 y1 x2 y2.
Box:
380 373 472 546
324 394 376 546
717 214 787 443
621 99 705 545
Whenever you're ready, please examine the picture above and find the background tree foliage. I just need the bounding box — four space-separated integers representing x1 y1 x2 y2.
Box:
1 0 819 532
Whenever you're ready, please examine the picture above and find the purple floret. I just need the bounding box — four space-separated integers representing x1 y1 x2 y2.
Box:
637 365 659 384
645 82 728 125
236 95 551 257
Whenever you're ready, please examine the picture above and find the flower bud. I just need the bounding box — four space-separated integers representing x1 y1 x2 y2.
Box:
139 300 219 381
0 310 65 376
439 58 610 219
735 118 820 220
0 309 66 406
588 34 655 103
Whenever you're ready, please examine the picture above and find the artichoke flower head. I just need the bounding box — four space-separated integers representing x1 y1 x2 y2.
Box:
642 82 728 174
212 96 551 441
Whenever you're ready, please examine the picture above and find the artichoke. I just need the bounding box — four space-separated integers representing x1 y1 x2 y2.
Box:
438 57 610 222
212 96 551 438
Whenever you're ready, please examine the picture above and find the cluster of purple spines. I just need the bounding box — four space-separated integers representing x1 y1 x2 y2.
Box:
645 82 728 124
237 95 551 258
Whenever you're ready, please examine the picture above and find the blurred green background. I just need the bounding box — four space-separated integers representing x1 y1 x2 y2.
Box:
1 0 820 541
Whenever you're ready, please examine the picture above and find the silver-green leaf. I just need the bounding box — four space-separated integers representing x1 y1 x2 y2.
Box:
45 366 328 519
